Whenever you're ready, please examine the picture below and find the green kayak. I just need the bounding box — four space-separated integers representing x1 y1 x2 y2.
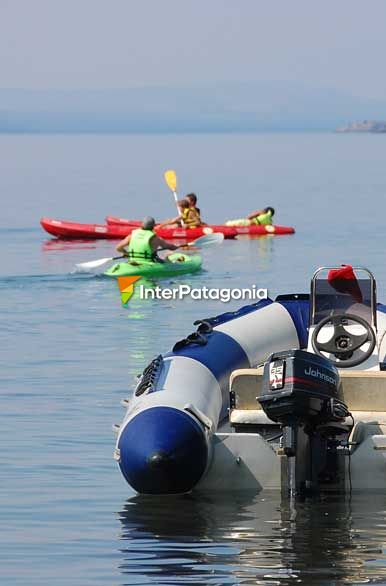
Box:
104 253 202 278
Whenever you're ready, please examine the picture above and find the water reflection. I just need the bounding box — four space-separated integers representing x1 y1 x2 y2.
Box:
41 238 100 252
117 492 386 585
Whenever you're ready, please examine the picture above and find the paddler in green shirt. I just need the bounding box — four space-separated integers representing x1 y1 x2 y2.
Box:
116 216 179 262
226 206 275 227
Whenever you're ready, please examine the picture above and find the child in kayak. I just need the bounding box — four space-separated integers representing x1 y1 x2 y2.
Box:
185 193 203 225
226 206 275 227
159 198 202 228
116 216 179 262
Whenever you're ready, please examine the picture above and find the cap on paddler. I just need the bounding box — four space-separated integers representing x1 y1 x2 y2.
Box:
142 216 156 230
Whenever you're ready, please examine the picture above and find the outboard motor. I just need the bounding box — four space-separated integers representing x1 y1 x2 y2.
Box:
258 349 349 495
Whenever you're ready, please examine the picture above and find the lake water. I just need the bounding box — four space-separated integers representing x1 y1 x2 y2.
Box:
2 133 386 585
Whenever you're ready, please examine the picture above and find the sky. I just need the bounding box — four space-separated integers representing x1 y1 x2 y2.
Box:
1 0 386 100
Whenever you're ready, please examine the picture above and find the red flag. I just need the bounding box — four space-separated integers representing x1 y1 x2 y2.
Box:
327 265 363 303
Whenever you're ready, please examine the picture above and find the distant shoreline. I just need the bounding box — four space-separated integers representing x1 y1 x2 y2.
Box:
336 120 386 133
0 129 336 136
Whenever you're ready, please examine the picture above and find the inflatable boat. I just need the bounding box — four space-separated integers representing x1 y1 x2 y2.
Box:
114 266 386 495
106 215 295 236
40 217 237 240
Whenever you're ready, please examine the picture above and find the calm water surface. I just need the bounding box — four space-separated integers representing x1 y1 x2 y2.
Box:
1 133 386 585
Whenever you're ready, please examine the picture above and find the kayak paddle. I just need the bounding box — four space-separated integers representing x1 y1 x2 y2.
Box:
164 169 185 226
157 233 224 252
75 255 125 270
75 233 223 270
186 233 224 247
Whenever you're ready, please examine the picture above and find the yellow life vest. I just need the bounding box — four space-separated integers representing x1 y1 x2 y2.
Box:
190 207 201 223
182 207 201 227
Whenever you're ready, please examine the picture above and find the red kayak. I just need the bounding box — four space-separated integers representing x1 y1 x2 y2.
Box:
40 217 237 240
229 224 295 236
105 216 240 238
106 215 295 236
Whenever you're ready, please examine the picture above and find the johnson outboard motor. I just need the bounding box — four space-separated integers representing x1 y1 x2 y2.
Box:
258 349 350 495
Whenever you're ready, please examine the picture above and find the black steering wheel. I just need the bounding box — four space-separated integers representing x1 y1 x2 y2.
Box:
311 313 376 368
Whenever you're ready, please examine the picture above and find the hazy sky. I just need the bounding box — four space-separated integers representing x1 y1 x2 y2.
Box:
1 0 386 99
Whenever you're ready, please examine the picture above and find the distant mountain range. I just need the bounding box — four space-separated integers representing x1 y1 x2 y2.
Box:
0 83 385 132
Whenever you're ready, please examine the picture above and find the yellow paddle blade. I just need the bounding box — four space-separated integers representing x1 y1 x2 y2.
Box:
164 169 177 192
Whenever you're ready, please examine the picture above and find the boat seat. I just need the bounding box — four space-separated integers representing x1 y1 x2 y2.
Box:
339 371 386 411
230 368 264 410
229 368 386 426
230 409 277 426
229 368 275 426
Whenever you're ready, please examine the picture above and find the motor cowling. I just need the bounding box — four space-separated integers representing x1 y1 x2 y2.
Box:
258 349 347 428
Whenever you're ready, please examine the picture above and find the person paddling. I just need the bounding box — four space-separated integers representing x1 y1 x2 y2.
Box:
226 206 275 227
116 216 179 262
185 193 203 225
159 198 202 228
